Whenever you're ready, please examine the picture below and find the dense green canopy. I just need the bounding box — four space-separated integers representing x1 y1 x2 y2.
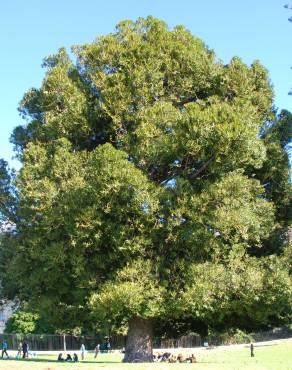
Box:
0 17 291 361
0 159 17 224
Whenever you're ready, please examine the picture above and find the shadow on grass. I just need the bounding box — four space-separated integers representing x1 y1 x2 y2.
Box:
1 358 121 364
1 358 224 365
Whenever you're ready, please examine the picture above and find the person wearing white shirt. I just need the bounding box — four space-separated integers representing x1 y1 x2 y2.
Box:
80 343 85 360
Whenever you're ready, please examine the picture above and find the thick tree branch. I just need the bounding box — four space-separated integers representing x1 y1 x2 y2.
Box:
189 155 215 179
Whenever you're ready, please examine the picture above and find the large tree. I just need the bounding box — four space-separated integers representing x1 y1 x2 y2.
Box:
1 17 292 361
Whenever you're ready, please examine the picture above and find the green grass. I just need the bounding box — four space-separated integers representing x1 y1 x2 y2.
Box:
0 342 292 370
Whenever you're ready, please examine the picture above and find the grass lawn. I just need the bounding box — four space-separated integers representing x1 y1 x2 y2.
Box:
0 342 291 370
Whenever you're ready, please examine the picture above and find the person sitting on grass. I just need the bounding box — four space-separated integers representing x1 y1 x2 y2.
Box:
73 353 78 362
177 353 186 363
66 354 73 362
57 353 64 361
157 352 171 362
186 354 197 363
168 354 177 363
153 352 161 362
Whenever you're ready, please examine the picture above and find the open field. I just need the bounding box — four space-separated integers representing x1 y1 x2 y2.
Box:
0 342 292 370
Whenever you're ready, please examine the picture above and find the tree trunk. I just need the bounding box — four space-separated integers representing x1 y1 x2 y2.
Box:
123 316 153 363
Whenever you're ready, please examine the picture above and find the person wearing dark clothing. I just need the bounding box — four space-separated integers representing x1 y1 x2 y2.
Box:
66 354 73 362
73 353 78 362
250 343 255 357
57 353 64 361
22 341 28 359
1 341 9 359
159 352 171 362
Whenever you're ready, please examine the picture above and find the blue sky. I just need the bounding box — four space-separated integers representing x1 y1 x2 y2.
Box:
1 0 291 168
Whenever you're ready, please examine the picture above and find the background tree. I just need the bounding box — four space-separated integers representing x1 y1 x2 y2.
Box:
4 307 54 335
0 17 291 362
253 110 292 254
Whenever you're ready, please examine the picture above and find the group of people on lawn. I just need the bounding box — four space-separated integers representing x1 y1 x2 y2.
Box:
57 340 111 362
57 352 79 362
57 343 86 362
1 340 29 359
153 351 197 363
0 338 111 361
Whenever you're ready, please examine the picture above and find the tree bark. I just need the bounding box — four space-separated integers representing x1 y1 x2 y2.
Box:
123 316 153 363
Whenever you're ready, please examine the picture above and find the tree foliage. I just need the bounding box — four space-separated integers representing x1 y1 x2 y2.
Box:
254 110 292 254
4 308 54 335
0 159 17 224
